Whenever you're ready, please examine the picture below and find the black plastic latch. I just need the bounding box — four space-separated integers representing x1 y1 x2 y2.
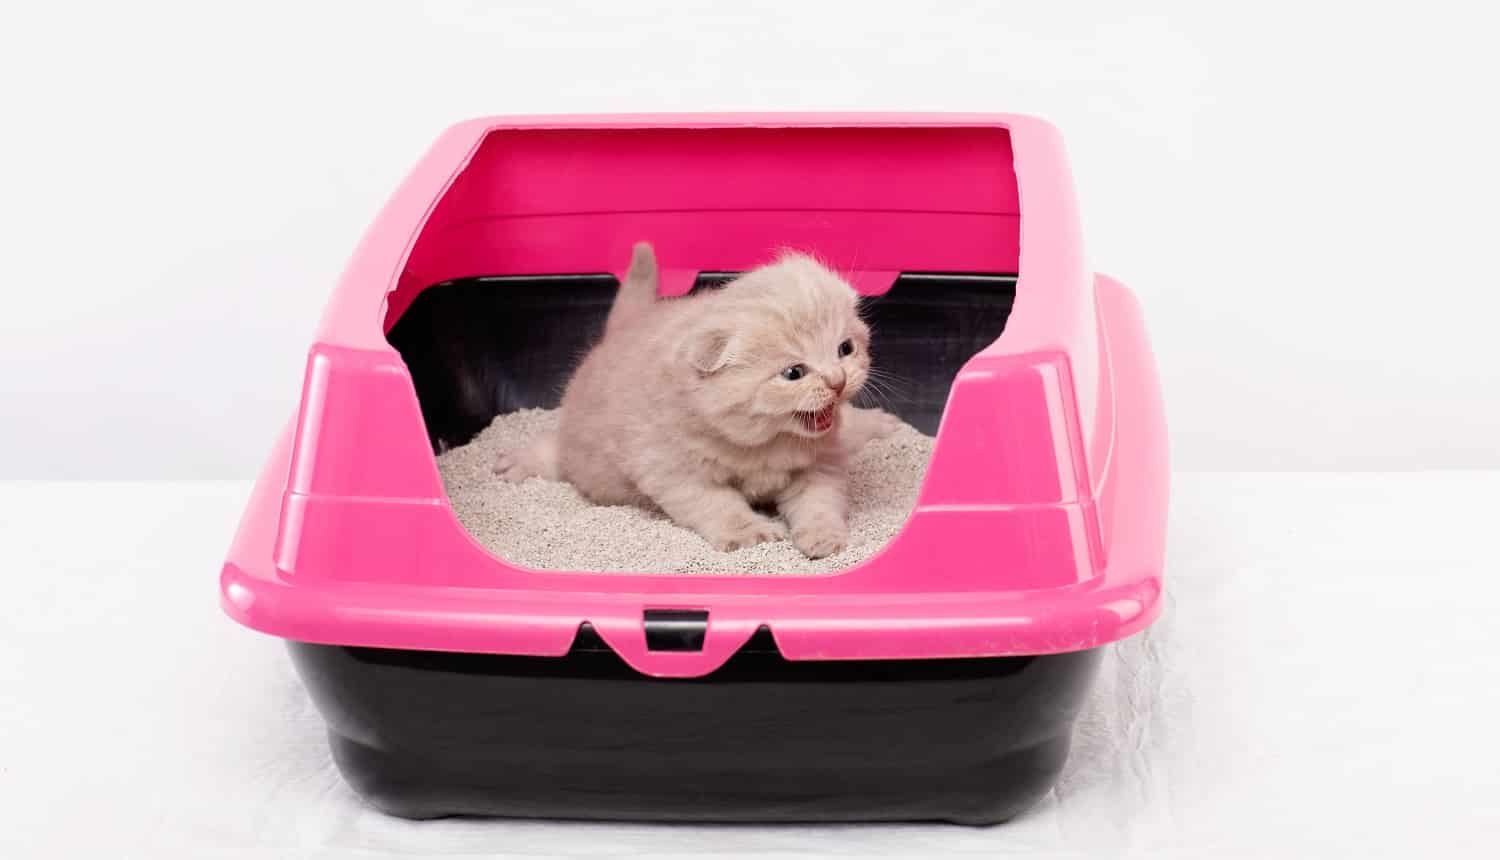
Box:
643 609 709 652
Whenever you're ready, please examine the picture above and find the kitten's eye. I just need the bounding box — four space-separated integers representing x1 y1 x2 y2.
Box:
838 339 855 358
781 364 807 381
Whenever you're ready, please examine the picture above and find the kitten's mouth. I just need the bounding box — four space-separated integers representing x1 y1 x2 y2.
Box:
796 403 838 435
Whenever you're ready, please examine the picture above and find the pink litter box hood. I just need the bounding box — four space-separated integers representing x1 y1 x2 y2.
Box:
220 112 1168 680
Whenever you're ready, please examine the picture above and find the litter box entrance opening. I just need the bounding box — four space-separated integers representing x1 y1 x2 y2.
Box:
386 272 1017 452
384 272 1014 575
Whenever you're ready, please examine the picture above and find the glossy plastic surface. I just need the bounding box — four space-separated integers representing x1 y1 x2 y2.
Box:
289 629 1103 825
220 113 1169 678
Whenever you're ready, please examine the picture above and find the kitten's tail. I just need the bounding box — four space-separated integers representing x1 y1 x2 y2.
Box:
604 241 660 336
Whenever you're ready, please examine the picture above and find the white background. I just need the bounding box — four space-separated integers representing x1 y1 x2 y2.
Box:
2 0 1496 478
3 8 1498 857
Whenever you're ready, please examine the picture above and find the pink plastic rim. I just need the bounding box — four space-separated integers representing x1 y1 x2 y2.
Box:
220 113 1169 677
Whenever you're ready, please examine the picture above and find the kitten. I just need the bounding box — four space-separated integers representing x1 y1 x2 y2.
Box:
495 243 900 558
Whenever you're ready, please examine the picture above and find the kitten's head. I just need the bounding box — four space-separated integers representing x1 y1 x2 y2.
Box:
678 252 872 446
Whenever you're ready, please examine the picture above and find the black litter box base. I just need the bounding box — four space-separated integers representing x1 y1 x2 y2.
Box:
288 627 1101 825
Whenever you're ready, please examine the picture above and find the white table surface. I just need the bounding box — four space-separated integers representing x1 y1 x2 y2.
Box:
2 473 1497 858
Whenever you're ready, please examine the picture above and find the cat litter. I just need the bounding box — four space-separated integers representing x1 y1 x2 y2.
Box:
436 408 934 575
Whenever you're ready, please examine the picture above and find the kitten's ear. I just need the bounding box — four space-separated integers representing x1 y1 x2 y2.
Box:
684 326 734 374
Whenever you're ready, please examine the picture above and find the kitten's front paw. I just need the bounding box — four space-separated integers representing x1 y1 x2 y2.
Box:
792 518 849 559
842 406 903 452
706 515 788 552
866 408 902 441
493 450 533 482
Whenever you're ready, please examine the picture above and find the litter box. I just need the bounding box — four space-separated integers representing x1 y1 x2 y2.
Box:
221 113 1168 825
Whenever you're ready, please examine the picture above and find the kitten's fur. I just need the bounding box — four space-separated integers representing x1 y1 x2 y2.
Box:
495 243 899 558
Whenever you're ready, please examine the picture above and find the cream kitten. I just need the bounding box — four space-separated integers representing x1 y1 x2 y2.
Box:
495 243 900 558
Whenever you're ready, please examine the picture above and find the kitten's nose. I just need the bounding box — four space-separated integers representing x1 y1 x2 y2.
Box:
824 370 847 394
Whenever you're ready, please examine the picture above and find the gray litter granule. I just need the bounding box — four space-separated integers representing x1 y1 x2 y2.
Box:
435 408 935 574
